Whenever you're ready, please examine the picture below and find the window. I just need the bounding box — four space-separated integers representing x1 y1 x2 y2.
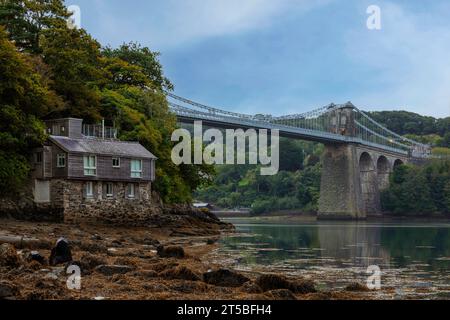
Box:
112 157 120 168
105 183 113 197
35 152 43 163
61 125 65 133
57 154 66 168
83 155 97 176
131 159 142 178
85 182 94 198
127 183 135 198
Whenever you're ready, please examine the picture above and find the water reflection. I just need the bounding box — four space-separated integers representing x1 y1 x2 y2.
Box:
316 223 391 269
218 219 450 297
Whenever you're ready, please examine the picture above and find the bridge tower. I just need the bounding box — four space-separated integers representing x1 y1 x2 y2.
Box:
318 103 409 219
318 103 367 219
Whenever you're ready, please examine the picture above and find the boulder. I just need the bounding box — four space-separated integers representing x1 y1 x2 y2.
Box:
256 274 316 294
240 281 263 294
27 251 46 265
49 238 72 266
75 252 107 274
143 237 160 246
206 238 218 245
156 245 185 258
159 266 200 281
345 282 369 292
289 279 316 294
0 243 20 268
203 269 250 287
94 264 134 276
0 281 18 299
255 274 291 292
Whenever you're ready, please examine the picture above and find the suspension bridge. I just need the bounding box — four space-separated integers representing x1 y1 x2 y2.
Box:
166 92 432 219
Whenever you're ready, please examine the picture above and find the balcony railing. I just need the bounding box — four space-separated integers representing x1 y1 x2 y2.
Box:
82 124 117 139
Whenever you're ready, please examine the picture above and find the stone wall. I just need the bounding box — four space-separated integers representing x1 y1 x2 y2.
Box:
318 143 409 220
0 179 64 222
0 178 162 225
57 179 162 225
318 144 365 219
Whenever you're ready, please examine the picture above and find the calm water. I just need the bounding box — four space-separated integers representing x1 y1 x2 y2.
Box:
216 218 450 299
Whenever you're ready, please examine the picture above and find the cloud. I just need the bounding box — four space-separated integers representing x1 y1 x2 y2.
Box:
345 1 450 117
84 0 327 49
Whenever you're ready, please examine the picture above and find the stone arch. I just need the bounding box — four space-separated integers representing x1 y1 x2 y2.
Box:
393 159 404 170
377 156 390 191
359 152 379 214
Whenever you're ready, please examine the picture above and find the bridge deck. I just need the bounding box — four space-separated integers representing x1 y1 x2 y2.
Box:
176 113 409 156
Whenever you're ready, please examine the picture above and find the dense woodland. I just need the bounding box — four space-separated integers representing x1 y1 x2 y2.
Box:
0 0 212 203
0 1 449 216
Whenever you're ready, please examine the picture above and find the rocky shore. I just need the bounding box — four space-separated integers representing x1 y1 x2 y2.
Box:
0 213 373 300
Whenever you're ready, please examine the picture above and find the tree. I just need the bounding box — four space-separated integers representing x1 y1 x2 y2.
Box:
381 162 450 216
0 26 57 193
440 132 450 148
0 0 70 53
40 27 105 121
279 138 303 172
102 42 173 91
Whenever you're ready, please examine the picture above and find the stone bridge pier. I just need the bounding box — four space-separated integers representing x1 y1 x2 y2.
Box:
318 143 408 220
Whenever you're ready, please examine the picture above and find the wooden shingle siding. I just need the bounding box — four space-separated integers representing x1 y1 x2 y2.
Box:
51 145 68 177
67 153 84 177
43 146 52 178
67 153 153 181
68 119 83 139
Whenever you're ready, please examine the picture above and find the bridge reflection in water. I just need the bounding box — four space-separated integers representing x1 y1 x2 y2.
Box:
316 222 391 269
218 219 450 295
219 220 450 272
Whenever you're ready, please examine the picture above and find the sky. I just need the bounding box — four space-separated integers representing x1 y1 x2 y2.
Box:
66 0 450 118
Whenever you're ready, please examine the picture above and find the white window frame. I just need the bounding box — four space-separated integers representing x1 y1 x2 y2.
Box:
130 159 143 178
57 153 66 168
127 183 135 198
112 157 120 168
106 182 114 197
83 155 97 176
85 181 94 198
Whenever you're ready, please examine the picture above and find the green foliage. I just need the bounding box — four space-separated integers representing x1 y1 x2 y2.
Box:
0 26 54 194
381 161 450 216
368 110 450 137
195 139 322 214
279 139 304 172
40 27 105 121
0 151 30 192
102 42 173 91
0 0 69 53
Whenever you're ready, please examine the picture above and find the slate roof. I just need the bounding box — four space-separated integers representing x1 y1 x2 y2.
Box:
49 136 157 159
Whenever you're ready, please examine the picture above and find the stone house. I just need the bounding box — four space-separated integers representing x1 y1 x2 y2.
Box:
30 118 158 224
